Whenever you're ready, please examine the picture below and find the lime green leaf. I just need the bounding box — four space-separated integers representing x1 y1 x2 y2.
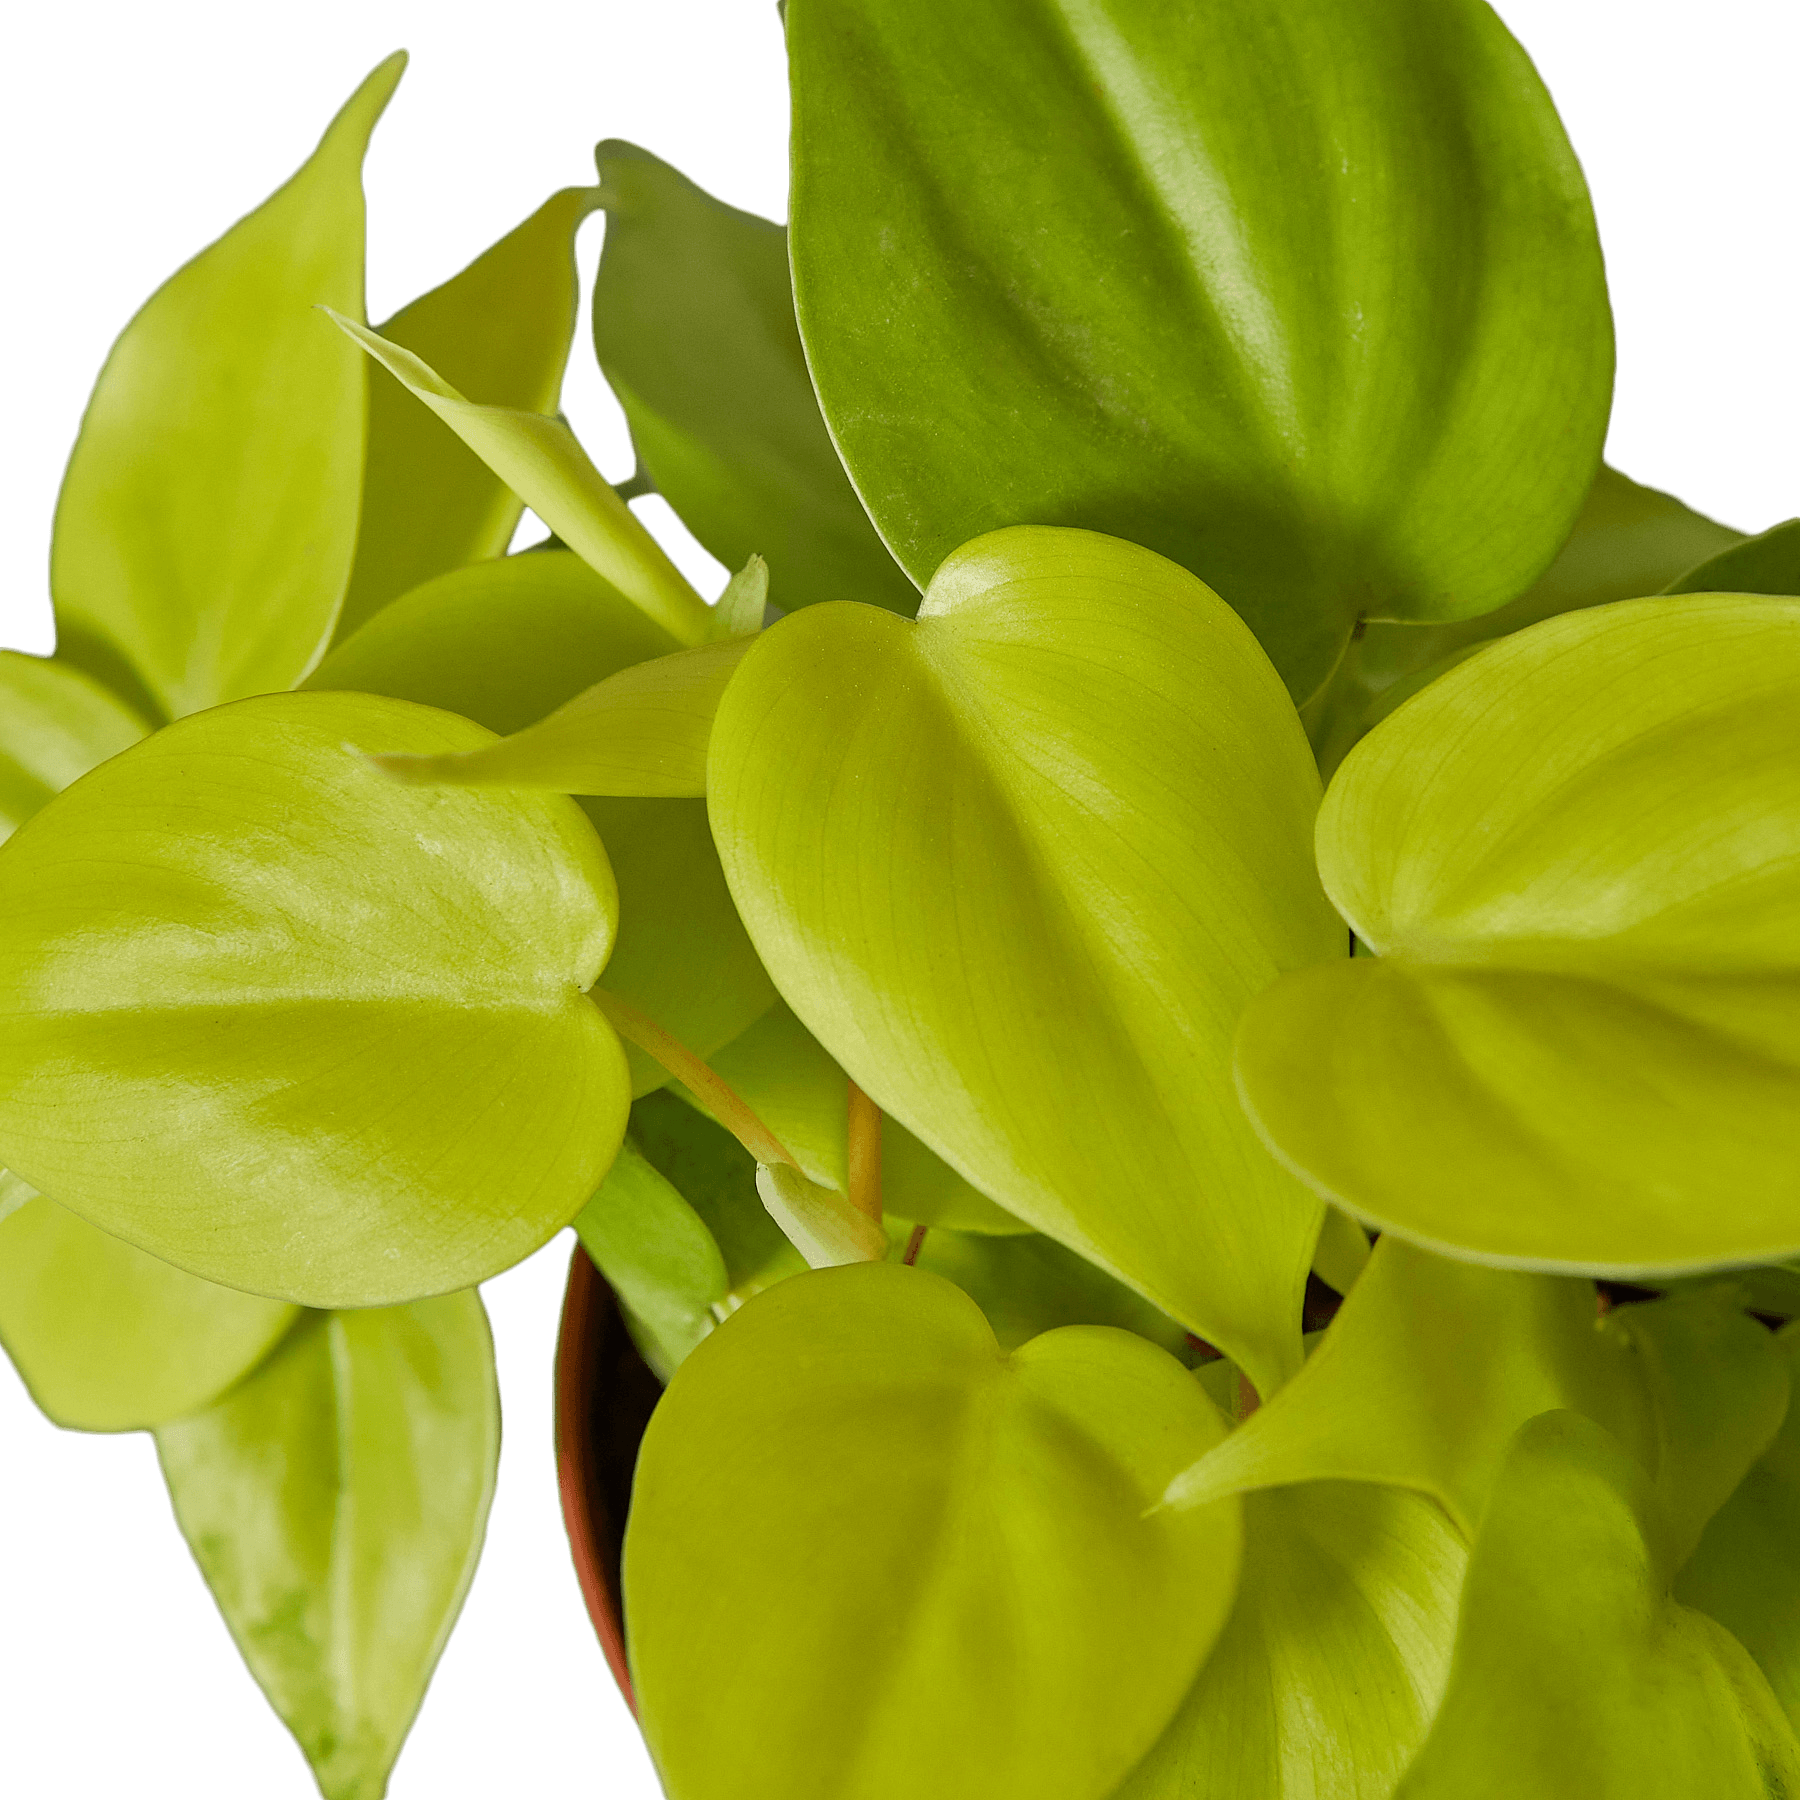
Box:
372 637 753 796
0 650 148 842
710 526 1342 1395
1604 1289 1791 1567
157 1292 498 1800
593 142 914 616
1237 594 1800 1273
308 554 774 1097
1393 1411 1800 1799
0 1186 296 1432
1118 1482 1466 1800
0 1168 32 1229
1165 1238 1650 1535
573 1139 728 1379
1311 467 1742 772
708 555 769 642
1679 1324 1800 1732
52 57 404 722
1312 1207 1371 1296
0 690 628 1306
337 187 601 642
701 1002 1029 1234
626 1264 1242 1800
1664 517 1800 598
787 0 1611 701
325 310 708 646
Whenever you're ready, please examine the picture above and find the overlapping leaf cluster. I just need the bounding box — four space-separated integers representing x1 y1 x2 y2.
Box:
4 4 1800 1797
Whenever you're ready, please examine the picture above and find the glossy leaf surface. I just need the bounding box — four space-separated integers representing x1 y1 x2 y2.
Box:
1678 1324 1800 1731
573 1139 727 1379
337 186 600 641
702 1002 1027 1233
1166 1238 1650 1535
1663 517 1800 598
1118 1483 1465 1800
1394 1411 1800 1798
0 651 147 842
712 526 1343 1395
372 637 753 796
310 554 773 1094
1237 595 1800 1271
626 1263 1242 1800
52 59 402 722
593 142 913 614
158 1293 498 1800
0 1187 296 1432
788 0 1611 701
1311 467 1742 774
327 312 708 645
0 691 627 1305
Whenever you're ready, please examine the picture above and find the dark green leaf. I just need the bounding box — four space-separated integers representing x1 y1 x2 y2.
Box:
1663 518 1800 598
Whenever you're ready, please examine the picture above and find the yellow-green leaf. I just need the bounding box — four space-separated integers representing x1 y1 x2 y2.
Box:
52 57 404 722
0 650 148 842
157 1293 498 1800
0 1185 295 1432
709 526 1343 1396
0 691 628 1306
336 186 601 642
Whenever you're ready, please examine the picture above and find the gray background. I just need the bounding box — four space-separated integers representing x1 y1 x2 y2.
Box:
2 1 1794 1794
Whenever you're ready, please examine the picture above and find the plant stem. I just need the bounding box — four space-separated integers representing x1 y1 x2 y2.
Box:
590 989 796 1169
902 1224 928 1266
845 1080 883 1223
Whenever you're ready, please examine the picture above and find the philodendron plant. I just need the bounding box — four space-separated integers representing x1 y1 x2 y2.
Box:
6 2 1800 1796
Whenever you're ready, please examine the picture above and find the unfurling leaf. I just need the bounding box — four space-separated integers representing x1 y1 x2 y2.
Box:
53 57 404 722
0 691 628 1306
0 1186 296 1432
337 185 602 642
707 556 769 642
709 526 1342 1396
626 1264 1242 1800
787 0 1612 701
754 1161 888 1268
325 311 709 646
592 141 914 615
1237 594 1800 1273
1393 1411 1800 1798
157 1292 498 1800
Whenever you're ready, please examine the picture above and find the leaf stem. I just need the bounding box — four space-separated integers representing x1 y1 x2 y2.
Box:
846 1080 883 1224
590 989 796 1169
901 1224 928 1267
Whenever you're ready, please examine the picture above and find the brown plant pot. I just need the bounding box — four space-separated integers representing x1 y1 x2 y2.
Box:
553 1246 663 1713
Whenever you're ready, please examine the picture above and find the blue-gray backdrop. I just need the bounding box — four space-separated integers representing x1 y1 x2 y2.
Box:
0 0 1792 1792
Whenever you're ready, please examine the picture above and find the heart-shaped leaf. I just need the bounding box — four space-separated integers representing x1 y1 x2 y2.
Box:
0 1184 296 1432
327 312 709 646
710 526 1344 1395
592 142 913 615
52 57 404 722
337 185 601 642
1116 1482 1466 1800
0 650 148 842
1393 1411 1800 1798
787 0 1612 701
1236 594 1800 1272
309 553 775 1094
1309 466 1742 775
1664 517 1800 598
625 1263 1242 1800
1677 1323 1800 1732
0 690 627 1306
157 1291 498 1800
1165 1238 1651 1535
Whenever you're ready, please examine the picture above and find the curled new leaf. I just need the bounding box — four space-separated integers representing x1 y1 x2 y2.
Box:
787 0 1613 700
157 1292 499 1800
592 142 914 614
53 58 404 722
337 185 602 641
709 526 1343 1396
326 311 708 646
625 1263 1242 1800
0 691 628 1306
1237 595 1800 1272
0 1185 296 1433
